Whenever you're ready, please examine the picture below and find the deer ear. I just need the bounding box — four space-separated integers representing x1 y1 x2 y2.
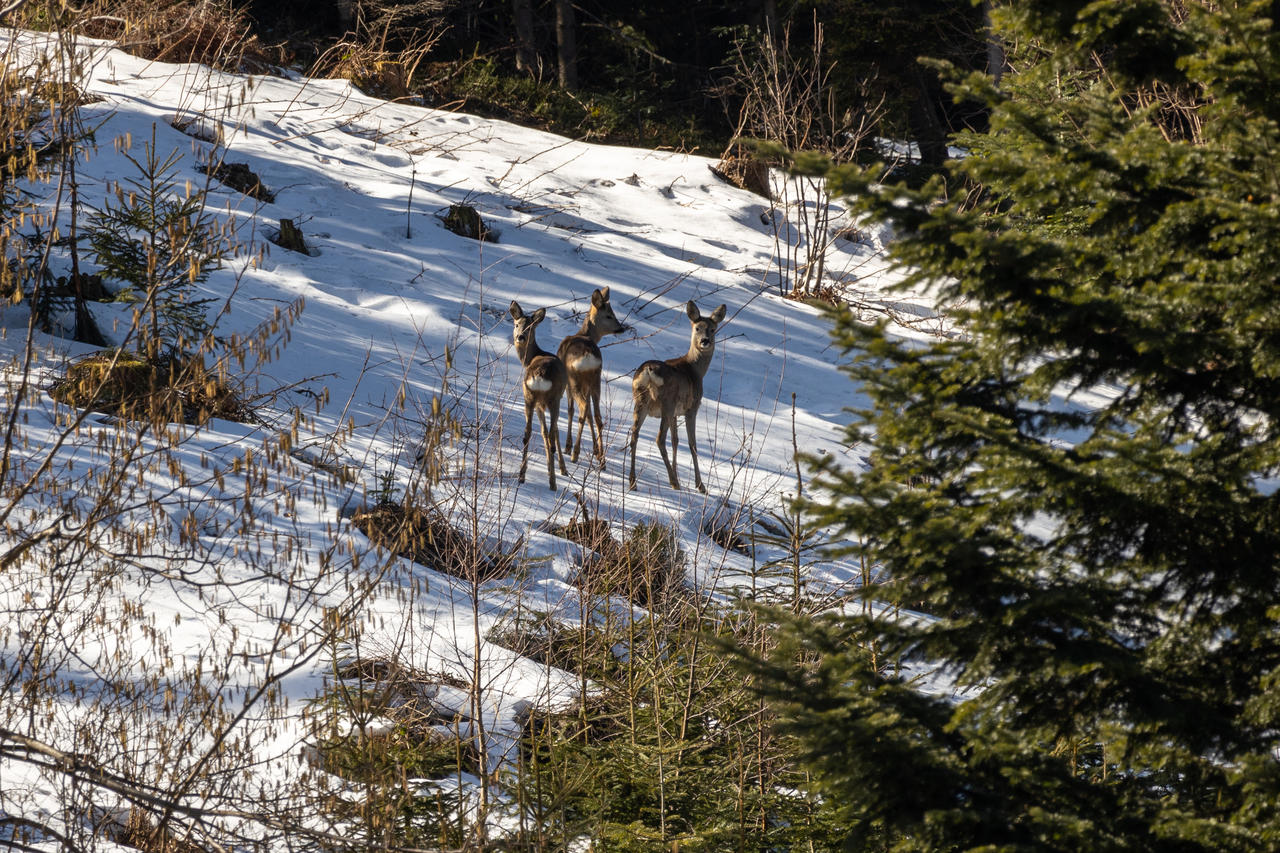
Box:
710 304 726 325
531 307 547 324
686 301 700 321
509 301 523 320
593 287 609 306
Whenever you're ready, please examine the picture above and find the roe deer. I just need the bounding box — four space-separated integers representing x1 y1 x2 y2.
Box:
509 301 569 489
627 301 727 493
557 286 628 467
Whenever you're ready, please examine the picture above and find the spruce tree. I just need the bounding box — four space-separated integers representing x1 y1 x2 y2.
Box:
754 1 1280 849
89 127 223 363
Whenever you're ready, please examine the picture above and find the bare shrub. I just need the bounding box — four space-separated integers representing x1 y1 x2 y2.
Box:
0 27 364 852
308 0 448 99
66 0 274 71
351 499 512 582
559 507 687 611
309 652 479 850
719 17 887 301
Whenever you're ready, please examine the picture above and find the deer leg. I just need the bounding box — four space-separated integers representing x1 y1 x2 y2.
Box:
518 400 534 484
685 410 705 494
572 404 587 463
628 408 647 490
537 407 557 489
549 399 568 476
669 415 682 487
656 413 681 490
564 394 579 462
590 393 606 469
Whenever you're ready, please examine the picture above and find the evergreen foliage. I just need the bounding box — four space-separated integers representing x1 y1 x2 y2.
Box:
88 127 225 362
762 1 1280 848
514 603 845 851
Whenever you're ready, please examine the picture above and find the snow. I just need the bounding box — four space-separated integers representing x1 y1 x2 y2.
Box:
0 29 947 846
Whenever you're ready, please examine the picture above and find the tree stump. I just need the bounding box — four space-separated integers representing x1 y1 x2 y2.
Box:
443 204 494 241
276 218 309 254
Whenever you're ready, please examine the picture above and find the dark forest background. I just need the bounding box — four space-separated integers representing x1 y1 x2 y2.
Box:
233 0 994 166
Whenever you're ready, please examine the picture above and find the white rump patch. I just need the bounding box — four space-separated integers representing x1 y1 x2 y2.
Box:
526 376 553 393
568 353 602 371
636 367 664 388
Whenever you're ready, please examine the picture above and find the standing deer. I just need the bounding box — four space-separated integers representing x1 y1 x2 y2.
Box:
509 301 569 489
557 286 628 467
627 301 727 493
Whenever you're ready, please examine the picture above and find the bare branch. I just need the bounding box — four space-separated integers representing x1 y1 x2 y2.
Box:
0 0 32 22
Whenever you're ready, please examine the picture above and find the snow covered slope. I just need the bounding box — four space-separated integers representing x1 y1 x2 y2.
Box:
0 30 938 846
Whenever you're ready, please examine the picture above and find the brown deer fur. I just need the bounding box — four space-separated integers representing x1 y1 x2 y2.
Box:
628 301 727 493
557 286 628 467
509 301 569 489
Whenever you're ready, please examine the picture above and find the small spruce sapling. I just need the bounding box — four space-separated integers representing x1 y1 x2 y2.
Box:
88 125 227 363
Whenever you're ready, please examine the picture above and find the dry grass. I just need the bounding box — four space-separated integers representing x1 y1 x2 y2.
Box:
309 654 481 847
711 144 772 199
787 281 849 306
487 611 611 675
50 350 254 425
350 500 512 582
317 48 413 99
64 0 277 72
100 808 209 853
442 203 495 242
555 512 687 610
306 4 444 100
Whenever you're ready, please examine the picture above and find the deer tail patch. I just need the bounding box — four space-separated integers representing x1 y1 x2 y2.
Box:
634 364 664 390
567 352 602 372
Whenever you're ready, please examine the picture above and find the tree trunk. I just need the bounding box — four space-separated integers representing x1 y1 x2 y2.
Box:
759 0 778 42
336 0 355 29
513 0 539 77
908 67 949 168
64 110 104 346
982 0 1004 86
554 0 578 91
